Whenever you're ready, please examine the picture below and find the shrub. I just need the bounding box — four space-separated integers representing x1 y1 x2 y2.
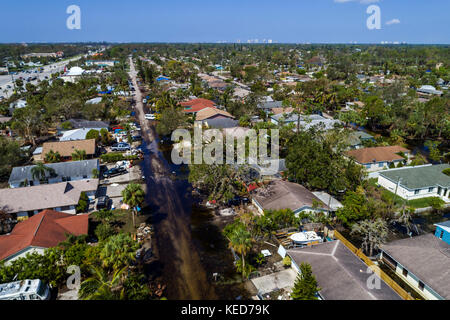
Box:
443 168 450 176
86 129 100 141
95 223 117 241
76 192 89 213
100 152 139 163
282 256 291 267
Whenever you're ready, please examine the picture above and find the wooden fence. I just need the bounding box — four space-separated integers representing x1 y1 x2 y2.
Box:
333 230 415 300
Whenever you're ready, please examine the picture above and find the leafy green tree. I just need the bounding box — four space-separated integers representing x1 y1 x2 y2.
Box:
291 263 320 300
336 190 371 226
0 137 25 182
86 129 100 141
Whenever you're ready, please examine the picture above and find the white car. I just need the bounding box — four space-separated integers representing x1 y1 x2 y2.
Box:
145 114 156 120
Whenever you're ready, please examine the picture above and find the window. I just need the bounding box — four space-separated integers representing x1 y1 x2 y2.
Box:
428 187 434 193
402 268 409 277
414 190 420 195
378 163 384 168
418 281 425 291
440 230 444 239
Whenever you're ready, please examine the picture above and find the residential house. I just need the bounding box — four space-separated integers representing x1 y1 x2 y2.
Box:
270 113 341 131
195 107 238 129
0 179 99 218
378 164 450 202
434 221 450 245
9 99 27 116
42 139 97 162
346 146 410 172
287 241 401 300
0 210 89 264
257 101 283 114
251 179 330 216
417 85 443 96
181 98 216 115
8 159 100 188
380 232 450 300
346 131 375 149
60 128 103 142
67 119 109 130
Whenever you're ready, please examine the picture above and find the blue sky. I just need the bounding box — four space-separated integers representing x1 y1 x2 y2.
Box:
1 0 449 44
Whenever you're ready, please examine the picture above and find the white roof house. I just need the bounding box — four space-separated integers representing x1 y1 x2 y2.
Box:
60 128 103 141
67 66 85 76
417 85 443 96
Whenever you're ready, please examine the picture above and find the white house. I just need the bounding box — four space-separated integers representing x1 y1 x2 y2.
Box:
378 164 450 202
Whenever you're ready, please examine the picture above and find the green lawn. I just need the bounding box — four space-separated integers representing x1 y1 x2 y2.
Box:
381 188 443 209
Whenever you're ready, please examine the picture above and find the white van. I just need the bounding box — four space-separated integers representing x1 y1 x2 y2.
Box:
0 279 51 300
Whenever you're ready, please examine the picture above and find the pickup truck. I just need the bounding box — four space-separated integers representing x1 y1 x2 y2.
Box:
111 143 131 152
103 167 127 178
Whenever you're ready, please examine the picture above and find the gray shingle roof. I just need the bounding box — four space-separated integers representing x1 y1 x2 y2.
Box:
258 101 283 110
252 180 329 212
0 179 99 214
381 233 450 299
288 241 401 300
380 164 450 190
9 159 99 186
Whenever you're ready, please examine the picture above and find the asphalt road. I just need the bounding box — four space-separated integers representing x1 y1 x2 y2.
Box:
0 54 85 98
129 57 217 300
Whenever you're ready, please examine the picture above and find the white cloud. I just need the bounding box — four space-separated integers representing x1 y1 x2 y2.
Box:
386 19 401 25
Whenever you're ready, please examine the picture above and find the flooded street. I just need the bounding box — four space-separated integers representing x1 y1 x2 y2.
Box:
129 58 249 300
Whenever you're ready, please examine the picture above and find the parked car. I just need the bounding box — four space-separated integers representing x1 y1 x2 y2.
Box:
103 167 127 178
145 114 156 120
111 143 131 152
96 196 111 210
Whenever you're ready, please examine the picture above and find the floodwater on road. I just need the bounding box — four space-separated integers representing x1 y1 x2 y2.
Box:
139 128 250 300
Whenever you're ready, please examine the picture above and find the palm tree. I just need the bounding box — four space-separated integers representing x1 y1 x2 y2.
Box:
72 149 87 161
122 183 145 228
31 162 56 183
45 150 61 163
227 227 253 279
100 233 139 270
79 266 126 300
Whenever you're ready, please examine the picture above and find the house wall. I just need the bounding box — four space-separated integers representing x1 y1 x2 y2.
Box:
381 251 443 300
362 160 404 172
378 176 450 202
4 247 46 265
16 205 77 219
434 226 450 245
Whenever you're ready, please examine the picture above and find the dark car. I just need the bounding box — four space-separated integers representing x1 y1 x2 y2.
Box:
96 196 111 210
103 167 127 178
